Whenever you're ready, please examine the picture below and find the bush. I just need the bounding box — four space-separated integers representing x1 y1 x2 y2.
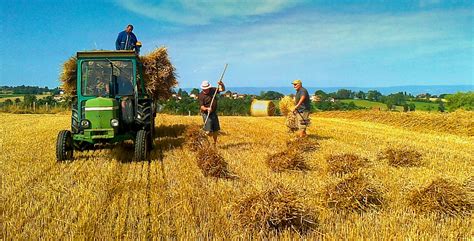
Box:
445 92 474 111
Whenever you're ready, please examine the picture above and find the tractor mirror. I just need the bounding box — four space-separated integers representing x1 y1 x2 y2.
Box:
109 75 118 96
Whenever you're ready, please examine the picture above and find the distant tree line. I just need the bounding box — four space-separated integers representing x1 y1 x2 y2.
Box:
312 89 452 112
1 85 472 115
0 85 60 95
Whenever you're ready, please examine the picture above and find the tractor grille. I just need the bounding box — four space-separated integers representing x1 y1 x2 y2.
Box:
91 131 108 136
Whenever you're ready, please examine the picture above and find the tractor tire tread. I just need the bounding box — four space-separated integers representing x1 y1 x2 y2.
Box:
56 130 73 161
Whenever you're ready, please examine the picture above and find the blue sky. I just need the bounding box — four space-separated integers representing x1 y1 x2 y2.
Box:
0 0 472 88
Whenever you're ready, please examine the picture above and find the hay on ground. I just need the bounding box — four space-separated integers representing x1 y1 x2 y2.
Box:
464 176 474 193
378 147 423 167
326 153 368 176
196 147 232 178
325 173 383 212
410 178 472 216
286 138 319 152
266 150 309 172
184 125 209 151
233 183 317 234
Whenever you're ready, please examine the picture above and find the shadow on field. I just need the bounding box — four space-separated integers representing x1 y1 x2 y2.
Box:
106 124 189 163
153 123 188 151
220 142 253 150
307 133 331 141
111 142 135 162
154 124 187 138
154 137 185 150
110 142 166 163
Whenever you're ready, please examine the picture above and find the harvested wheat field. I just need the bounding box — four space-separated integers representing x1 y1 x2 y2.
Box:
1 111 473 239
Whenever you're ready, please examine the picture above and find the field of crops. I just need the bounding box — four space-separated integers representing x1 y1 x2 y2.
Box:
1 111 472 239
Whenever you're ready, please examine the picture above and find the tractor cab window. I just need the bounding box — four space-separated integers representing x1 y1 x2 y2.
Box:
81 60 134 96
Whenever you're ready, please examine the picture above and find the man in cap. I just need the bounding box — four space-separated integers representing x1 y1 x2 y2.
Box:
198 80 225 147
115 24 138 51
292 79 311 138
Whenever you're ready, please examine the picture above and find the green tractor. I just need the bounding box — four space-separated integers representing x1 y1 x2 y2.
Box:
56 50 155 161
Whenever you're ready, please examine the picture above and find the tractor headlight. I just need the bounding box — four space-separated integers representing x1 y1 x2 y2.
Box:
110 119 119 127
80 119 91 128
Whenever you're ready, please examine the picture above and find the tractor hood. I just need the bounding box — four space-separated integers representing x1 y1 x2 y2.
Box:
84 97 119 129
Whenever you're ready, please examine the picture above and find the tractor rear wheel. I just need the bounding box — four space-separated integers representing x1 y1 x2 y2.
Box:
134 130 150 161
137 100 155 149
56 130 74 161
71 102 80 134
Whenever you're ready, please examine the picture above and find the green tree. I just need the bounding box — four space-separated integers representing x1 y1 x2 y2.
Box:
438 101 445 112
314 90 328 100
14 98 21 104
335 89 353 99
259 91 284 100
445 92 474 111
355 91 366 99
23 94 37 107
367 90 383 101
190 88 200 96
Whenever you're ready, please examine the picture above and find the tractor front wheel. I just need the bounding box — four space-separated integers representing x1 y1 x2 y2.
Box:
56 130 74 161
134 130 150 161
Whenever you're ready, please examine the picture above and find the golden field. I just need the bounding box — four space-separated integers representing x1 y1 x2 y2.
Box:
1 111 473 239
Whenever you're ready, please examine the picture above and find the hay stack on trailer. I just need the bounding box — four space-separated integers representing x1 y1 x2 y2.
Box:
250 100 275 117
60 47 177 99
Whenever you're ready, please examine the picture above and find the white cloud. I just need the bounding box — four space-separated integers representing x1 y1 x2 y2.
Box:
160 8 472 65
116 0 303 25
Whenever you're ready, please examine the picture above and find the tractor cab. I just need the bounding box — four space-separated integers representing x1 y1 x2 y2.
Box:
56 51 155 161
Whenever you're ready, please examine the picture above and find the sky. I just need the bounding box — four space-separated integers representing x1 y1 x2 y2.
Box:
0 0 472 89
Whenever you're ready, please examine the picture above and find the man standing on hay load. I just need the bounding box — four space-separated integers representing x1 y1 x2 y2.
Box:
292 79 311 138
198 80 225 147
115 24 138 52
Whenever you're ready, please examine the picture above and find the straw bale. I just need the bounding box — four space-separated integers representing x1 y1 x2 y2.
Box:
410 178 472 216
326 153 368 176
59 56 77 96
279 96 294 116
266 149 309 172
196 146 231 178
378 147 422 167
325 173 383 212
140 47 177 100
250 100 275 117
233 183 317 234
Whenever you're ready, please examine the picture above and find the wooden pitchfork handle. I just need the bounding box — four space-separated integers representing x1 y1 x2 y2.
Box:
203 64 228 129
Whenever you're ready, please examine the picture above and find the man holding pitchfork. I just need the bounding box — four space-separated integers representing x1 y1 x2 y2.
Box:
198 79 226 147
